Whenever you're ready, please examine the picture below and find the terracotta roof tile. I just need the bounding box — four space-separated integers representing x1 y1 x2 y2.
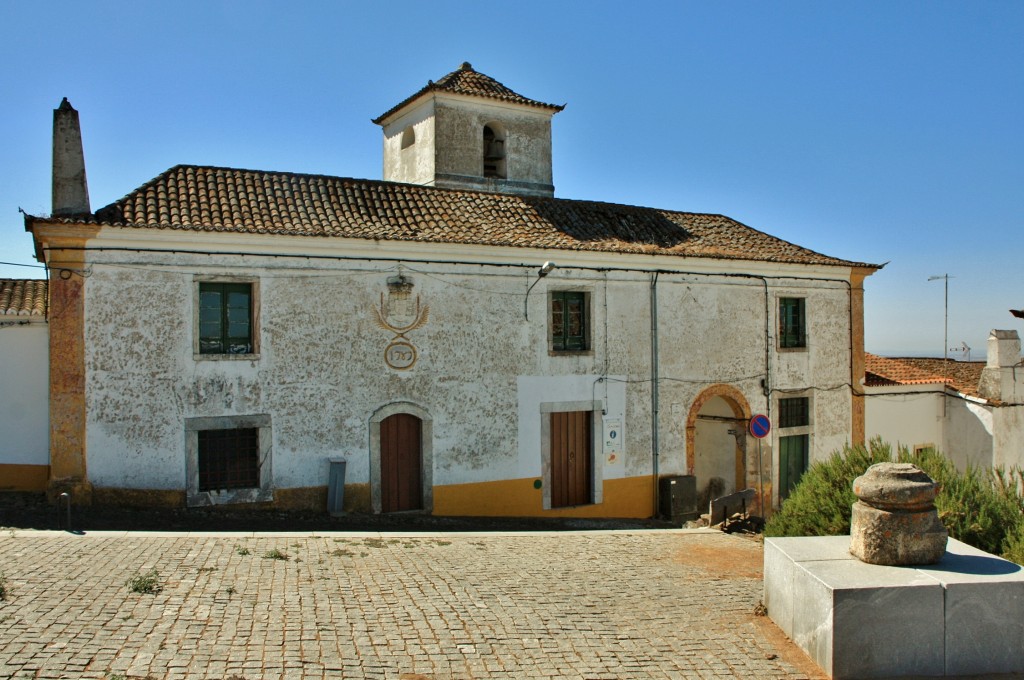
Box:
373 62 564 124
0 279 47 317
74 165 876 269
865 353 985 398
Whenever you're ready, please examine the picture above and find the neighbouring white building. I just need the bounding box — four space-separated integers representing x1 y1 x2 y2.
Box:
865 329 1024 471
21 64 880 517
0 279 49 491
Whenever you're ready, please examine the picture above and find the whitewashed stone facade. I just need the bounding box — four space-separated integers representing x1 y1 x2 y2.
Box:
25 65 878 516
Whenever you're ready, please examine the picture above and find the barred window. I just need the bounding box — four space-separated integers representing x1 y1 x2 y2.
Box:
198 428 260 491
778 397 809 429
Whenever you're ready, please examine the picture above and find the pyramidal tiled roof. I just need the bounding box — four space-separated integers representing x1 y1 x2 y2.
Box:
865 353 985 398
373 62 564 124
69 165 877 269
0 279 47 317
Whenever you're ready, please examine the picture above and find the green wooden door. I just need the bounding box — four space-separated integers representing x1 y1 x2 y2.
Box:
779 434 808 500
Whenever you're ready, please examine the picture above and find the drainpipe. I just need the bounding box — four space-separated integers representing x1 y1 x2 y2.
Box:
650 272 660 516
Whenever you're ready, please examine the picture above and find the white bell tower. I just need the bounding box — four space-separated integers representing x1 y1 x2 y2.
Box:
373 62 564 198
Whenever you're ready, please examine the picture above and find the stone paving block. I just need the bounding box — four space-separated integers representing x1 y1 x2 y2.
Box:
0 529 822 679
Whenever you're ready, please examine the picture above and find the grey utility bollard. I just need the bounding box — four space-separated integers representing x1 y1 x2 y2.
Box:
327 458 347 517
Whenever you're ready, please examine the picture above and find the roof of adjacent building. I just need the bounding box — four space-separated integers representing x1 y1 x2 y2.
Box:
373 62 565 124
0 279 47 317
864 353 985 399
23 165 879 269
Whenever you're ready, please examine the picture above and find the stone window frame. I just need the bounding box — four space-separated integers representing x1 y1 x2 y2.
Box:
775 392 813 500
185 414 272 507
193 274 260 360
539 400 604 510
777 294 807 351
548 289 593 355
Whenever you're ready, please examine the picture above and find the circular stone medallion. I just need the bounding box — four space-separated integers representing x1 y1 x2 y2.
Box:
384 340 417 370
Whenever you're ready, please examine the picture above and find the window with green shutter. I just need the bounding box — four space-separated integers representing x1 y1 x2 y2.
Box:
199 282 253 354
551 291 588 351
779 297 806 349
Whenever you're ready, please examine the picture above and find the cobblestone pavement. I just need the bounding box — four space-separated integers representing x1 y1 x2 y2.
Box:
0 529 823 679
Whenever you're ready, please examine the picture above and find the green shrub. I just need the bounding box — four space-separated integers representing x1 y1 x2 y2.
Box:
764 439 893 537
765 439 1024 565
1001 521 1024 566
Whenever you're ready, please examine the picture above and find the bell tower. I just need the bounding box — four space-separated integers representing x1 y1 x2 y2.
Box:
373 62 564 198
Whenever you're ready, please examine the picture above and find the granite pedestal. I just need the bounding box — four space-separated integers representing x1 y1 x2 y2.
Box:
764 536 1024 679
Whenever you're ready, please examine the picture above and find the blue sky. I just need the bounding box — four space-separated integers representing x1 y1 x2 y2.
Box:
1 1 1020 356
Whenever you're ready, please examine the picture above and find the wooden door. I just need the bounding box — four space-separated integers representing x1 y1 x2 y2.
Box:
380 413 422 512
551 411 592 507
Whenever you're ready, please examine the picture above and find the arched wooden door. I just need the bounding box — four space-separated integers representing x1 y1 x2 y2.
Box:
380 413 423 513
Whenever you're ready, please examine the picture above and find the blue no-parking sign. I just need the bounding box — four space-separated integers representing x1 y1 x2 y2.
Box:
749 414 771 439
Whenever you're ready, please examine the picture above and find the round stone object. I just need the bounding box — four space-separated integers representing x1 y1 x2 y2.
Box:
849 462 947 566
852 462 938 512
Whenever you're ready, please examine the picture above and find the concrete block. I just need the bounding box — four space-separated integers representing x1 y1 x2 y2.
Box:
709 487 756 524
764 536 1024 678
763 535 862 640
793 558 944 678
916 544 1024 675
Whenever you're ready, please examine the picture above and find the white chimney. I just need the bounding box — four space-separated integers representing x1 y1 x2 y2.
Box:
979 329 1023 402
52 97 91 217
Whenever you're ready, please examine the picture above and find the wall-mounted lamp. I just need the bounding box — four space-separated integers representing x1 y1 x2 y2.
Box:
524 261 558 320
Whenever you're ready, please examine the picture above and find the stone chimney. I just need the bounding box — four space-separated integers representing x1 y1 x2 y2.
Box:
52 97 91 217
979 329 1023 402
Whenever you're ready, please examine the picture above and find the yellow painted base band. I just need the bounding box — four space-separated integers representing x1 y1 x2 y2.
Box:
92 487 185 508
274 484 372 512
0 464 50 492
43 478 653 517
433 475 655 518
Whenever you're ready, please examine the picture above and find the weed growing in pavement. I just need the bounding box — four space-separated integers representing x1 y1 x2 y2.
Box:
0 573 8 600
331 548 354 557
126 569 162 595
225 586 236 596
262 548 289 561
235 545 250 556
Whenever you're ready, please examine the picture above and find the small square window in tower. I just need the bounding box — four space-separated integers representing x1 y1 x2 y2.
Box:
482 124 506 179
551 291 588 351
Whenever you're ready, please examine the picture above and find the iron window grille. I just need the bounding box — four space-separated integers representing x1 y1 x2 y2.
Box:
197 427 260 491
778 397 810 429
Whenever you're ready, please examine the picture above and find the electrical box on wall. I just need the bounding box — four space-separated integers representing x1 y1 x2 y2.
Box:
659 475 698 524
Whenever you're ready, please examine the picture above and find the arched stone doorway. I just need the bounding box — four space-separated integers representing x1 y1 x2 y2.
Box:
369 402 433 514
685 385 753 514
